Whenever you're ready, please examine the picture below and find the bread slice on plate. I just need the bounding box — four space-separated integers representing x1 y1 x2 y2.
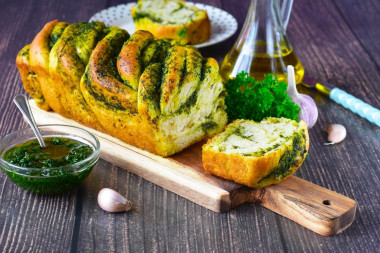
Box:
131 0 211 45
202 118 309 188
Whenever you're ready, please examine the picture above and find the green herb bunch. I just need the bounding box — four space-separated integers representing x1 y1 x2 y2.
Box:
225 71 300 122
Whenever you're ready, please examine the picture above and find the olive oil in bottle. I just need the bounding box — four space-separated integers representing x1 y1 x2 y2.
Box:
220 42 304 84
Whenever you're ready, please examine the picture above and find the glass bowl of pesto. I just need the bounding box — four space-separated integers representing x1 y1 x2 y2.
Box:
0 124 100 195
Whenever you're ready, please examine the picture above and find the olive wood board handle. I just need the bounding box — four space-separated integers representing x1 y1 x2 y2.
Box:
29 100 356 236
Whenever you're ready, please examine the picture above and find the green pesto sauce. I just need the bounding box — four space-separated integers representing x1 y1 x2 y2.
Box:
4 137 93 168
199 58 208 82
49 23 69 50
1 137 94 195
147 40 171 67
177 28 188 38
141 63 162 115
256 131 307 186
177 90 197 114
19 46 30 57
201 121 217 133
133 12 164 23
83 71 130 112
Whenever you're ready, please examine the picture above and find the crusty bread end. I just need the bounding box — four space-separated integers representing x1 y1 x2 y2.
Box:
202 118 309 188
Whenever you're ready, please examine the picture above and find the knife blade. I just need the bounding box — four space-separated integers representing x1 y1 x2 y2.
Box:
302 76 380 127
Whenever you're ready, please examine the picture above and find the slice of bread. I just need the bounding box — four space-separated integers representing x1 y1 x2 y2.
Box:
202 118 309 188
131 0 211 45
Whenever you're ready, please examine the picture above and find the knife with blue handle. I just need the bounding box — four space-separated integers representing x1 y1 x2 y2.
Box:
303 76 380 127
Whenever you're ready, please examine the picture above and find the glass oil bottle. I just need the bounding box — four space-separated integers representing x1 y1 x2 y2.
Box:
220 0 304 84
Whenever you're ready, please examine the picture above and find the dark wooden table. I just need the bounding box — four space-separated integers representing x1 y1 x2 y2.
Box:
1 0 379 252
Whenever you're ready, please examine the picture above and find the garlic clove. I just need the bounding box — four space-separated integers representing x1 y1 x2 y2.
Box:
324 124 346 145
296 93 318 129
98 188 132 212
287 65 318 129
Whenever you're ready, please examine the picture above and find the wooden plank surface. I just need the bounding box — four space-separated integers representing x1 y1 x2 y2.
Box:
29 100 357 236
0 0 379 252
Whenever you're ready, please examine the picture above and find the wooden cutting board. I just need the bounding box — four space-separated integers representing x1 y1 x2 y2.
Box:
30 100 356 236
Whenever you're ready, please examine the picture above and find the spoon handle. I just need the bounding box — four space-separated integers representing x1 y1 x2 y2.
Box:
13 94 46 148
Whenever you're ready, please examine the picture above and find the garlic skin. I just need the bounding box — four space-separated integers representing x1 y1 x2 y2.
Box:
287 65 318 129
296 93 318 129
98 188 132 212
324 124 346 145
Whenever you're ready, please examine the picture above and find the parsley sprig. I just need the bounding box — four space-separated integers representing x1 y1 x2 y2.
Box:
225 71 300 122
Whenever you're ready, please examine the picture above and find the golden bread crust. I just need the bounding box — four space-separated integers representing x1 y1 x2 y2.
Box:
32 21 71 115
86 27 137 111
16 44 44 108
49 22 106 130
16 20 60 111
160 46 186 113
138 63 161 121
117 30 154 90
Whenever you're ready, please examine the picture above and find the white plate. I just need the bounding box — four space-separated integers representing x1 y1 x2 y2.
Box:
89 2 238 48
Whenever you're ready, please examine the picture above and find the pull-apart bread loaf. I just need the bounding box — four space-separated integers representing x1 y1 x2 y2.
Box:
131 0 211 45
16 20 227 157
202 118 309 188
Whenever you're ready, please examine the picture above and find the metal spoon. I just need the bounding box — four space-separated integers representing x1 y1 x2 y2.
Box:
13 94 46 148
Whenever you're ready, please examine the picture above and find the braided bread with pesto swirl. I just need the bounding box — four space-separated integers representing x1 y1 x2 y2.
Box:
16 21 227 156
16 20 69 112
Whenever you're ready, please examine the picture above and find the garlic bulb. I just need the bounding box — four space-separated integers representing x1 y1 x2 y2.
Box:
98 188 132 212
287 65 318 129
324 124 346 145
